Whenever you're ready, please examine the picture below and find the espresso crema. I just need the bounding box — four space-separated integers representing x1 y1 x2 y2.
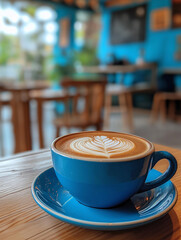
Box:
54 131 151 160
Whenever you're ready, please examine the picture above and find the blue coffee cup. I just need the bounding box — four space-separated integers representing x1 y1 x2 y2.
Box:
51 132 177 208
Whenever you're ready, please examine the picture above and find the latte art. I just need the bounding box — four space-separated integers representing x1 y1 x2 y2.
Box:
54 131 151 160
70 136 135 158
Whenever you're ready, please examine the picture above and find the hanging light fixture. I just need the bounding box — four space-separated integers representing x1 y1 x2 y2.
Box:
75 0 87 8
89 0 99 10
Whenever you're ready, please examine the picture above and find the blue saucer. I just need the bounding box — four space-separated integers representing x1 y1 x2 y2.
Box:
31 168 177 230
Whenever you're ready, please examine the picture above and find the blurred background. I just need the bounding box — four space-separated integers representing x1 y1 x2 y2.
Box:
0 0 181 157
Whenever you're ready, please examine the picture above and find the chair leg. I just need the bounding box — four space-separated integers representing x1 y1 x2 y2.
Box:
160 99 167 122
125 93 134 132
168 100 176 121
119 93 128 130
151 93 161 123
37 100 44 149
0 102 4 156
56 126 60 138
96 121 102 131
104 94 111 129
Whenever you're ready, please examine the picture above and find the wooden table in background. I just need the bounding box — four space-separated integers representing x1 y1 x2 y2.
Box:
3 81 49 153
0 144 180 240
162 68 181 75
82 63 158 87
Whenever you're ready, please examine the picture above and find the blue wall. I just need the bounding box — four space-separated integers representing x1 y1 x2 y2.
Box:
54 5 76 65
98 0 181 70
53 1 181 87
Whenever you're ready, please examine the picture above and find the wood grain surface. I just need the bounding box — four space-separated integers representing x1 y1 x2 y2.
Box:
0 144 181 240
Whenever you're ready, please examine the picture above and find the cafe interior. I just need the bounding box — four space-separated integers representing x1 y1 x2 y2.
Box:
1 0 181 238
0 0 181 157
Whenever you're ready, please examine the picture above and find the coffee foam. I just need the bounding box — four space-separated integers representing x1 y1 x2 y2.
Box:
70 136 135 158
54 131 152 160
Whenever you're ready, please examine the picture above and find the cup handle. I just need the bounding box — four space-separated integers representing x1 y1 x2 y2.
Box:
139 151 177 192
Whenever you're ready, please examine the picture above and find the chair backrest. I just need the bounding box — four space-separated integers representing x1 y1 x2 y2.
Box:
61 78 106 127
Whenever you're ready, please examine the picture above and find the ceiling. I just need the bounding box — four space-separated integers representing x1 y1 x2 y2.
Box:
10 0 104 11
9 0 147 11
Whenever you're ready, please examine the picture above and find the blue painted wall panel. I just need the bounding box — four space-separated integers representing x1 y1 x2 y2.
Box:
98 0 181 70
53 1 181 87
54 5 76 65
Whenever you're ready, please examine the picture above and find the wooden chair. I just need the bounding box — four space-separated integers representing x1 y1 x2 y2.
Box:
30 79 106 149
54 78 106 137
151 92 181 123
104 84 156 132
31 89 71 149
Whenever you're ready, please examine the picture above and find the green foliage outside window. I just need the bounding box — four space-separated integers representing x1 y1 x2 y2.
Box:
0 36 19 65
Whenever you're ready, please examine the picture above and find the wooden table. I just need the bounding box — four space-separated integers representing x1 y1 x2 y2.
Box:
82 63 157 87
162 68 181 75
0 144 180 240
3 81 49 153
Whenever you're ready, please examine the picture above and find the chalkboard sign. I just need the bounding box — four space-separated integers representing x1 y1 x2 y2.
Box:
110 4 147 45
